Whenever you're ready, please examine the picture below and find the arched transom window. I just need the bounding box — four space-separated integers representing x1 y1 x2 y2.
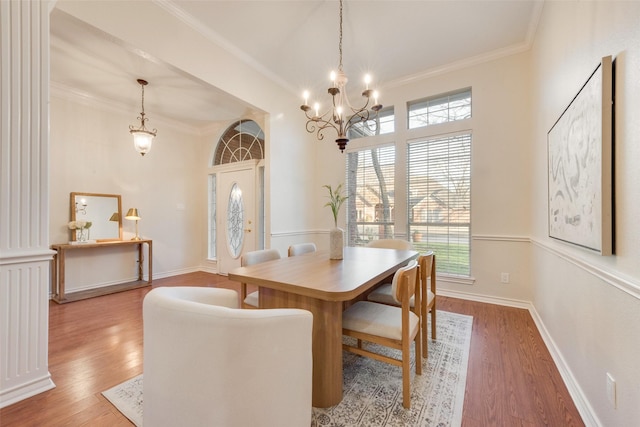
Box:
214 119 265 165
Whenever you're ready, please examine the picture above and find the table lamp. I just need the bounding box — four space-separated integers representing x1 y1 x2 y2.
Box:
125 208 142 240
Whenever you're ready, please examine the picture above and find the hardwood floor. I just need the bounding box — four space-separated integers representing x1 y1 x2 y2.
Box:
0 272 584 426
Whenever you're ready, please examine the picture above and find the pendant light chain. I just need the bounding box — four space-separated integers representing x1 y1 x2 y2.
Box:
140 82 146 116
338 0 343 72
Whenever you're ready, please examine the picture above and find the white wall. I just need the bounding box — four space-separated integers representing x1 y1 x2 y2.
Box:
530 2 640 426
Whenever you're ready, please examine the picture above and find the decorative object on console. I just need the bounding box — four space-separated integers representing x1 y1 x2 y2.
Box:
129 79 157 156
125 208 142 241
324 183 348 260
70 192 122 241
68 220 92 243
300 0 382 152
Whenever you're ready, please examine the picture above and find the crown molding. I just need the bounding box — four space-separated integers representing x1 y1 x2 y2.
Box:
153 0 294 94
383 40 532 90
50 81 201 136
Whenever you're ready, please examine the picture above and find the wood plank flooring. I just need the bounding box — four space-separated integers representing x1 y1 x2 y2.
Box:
0 272 584 426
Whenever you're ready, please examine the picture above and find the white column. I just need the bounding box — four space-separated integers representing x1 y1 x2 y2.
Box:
0 0 56 407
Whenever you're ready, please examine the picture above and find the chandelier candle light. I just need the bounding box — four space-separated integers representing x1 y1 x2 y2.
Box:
300 0 382 152
129 79 157 156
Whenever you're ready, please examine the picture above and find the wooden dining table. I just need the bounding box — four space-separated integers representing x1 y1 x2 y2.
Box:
228 246 418 408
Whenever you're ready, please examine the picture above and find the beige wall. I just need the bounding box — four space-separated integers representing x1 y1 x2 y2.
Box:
530 2 640 425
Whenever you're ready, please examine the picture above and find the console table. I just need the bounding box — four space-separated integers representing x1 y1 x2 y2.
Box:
51 239 152 303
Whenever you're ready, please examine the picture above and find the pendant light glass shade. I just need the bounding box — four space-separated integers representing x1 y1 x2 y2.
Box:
129 79 157 156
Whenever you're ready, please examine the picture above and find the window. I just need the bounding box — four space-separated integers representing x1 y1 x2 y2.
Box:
208 174 217 259
408 88 471 129
213 119 265 165
346 145 395 245
348 107 395 140
408 133 471 275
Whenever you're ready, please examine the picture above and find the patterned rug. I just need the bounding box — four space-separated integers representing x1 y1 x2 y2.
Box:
103 310 472 427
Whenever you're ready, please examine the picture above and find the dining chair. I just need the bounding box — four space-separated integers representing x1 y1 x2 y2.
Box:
288 242 317 256
342 259 421 409
367 251 436 357
366 239 414 286
366 238 413 250
240 248 281 308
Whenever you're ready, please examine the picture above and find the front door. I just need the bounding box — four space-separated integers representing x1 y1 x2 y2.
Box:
217 162 257 274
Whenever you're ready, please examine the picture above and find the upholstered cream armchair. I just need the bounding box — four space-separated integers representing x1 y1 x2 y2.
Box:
143 286 313 427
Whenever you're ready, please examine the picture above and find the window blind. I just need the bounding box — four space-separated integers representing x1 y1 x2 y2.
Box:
408 133 471 275
408 88 471 129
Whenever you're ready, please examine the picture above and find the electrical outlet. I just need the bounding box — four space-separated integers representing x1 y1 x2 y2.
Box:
500 272 510 283
606 372 617 408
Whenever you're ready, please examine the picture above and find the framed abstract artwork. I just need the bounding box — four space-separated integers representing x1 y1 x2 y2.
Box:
547 55 613 255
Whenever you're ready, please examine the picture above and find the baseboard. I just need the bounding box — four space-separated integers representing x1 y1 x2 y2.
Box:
438 288 531 309
527 306 601 427
0 374 55 409
439 288 601 427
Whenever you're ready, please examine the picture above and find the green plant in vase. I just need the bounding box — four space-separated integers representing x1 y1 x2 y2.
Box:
323 184 348 259
323 183 348 227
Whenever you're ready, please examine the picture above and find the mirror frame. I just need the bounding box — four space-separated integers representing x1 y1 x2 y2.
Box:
70 192 122 241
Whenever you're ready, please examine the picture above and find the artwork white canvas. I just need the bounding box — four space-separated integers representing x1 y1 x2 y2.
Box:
548 56 612 254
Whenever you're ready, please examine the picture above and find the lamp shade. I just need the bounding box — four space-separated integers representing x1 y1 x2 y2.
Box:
131 130 154 155
125 208 141 220
109 212 120 221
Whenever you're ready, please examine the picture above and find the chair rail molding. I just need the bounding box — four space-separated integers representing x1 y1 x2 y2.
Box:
531 237 640 301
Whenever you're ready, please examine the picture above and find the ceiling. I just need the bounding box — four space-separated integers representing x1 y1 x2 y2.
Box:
50 0 542 131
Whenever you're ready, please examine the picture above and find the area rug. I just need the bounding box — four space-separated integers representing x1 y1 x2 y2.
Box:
102 310 472 427
102 374 143 426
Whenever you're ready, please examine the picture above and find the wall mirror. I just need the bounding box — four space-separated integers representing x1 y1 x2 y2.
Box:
70 192 122 241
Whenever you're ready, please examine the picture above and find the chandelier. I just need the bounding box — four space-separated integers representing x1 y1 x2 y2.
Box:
300 0 382 152
129 79 157 156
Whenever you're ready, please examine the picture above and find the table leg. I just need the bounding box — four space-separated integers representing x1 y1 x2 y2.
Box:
58 250 66 302
147 241 152 283
259 288 343 408
51 252 58 299
137 243 143 281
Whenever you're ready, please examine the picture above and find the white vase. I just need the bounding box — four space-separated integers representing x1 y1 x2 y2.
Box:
329 227 344 260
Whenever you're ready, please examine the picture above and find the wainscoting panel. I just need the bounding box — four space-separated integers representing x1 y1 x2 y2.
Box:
0 260 55 408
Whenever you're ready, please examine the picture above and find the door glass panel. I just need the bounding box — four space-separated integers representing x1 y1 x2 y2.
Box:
226 183 244 258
